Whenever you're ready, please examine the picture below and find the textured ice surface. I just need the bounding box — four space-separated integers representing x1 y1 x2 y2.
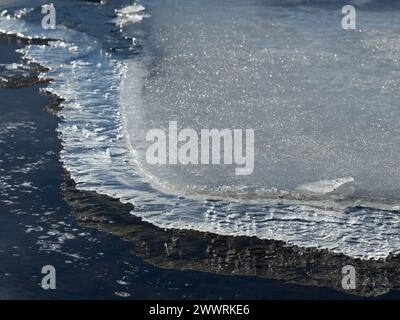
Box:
113 4 148 26
124 0 400 203
3 1 400 260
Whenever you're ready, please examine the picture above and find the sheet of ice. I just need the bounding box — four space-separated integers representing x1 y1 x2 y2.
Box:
123 0 400 203
296 177 354 195
113 4 148 26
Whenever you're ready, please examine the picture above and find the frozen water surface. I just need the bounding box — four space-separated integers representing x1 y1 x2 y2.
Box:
124 0 400 201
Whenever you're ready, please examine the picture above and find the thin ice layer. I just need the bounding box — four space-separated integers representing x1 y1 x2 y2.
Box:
123 0 400 202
